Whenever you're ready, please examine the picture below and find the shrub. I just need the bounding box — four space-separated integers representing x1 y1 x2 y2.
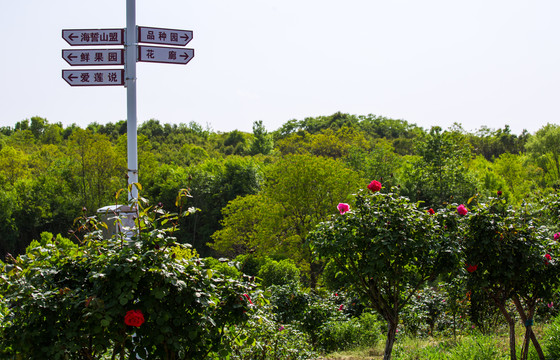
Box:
258 258 300 287
0 197 255 359
227 300 317 360
318 312 382 353
544 314 560 359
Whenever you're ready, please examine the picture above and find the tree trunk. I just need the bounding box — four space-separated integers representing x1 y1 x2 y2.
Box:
496 302 517 360
383 318 398 360
512 296 545 360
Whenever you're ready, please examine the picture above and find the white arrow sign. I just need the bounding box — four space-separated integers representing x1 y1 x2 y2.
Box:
138 45 194 65
138 26 193 46
62 29 124 46
62 49 125 66
62 69 125 86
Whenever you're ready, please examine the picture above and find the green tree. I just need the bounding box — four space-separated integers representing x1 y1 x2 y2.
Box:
308 186 458 359
401 126 478 207
249 120 274 155
461 196 560 360
525 123 560 186
212 154 363 285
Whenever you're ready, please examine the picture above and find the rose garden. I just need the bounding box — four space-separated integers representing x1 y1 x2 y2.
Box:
1 179 559 360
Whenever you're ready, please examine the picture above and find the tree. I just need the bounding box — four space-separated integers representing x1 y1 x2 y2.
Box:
212 154 363 285
525 123 560 186
307 185 458 359
400 126 478 207
461 196 560 360
249 120 273 155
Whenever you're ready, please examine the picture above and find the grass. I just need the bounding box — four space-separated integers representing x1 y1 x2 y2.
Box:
321 324 553 360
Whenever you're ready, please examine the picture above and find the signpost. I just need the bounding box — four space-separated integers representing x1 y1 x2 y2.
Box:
62 69 125 86
62 29 124 46
138 46 194 65
62 0 195 203
138 26 193 46
62 49 125 66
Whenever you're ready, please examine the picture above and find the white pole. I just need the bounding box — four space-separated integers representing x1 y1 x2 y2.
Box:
125 0 138 201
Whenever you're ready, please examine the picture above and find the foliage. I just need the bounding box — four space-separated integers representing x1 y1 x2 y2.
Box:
257 258 301 287
525 123 560 186
392 335 508 360
318 312 383 353
308 184 459 359
400 126 478 207
543 314 560 359
226 300 318 360
0 195 254 359
212 154 362 285
460 195 560 360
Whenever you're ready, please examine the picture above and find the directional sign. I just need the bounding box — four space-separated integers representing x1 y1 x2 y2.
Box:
62 29 124 46
62 49 124 66
138 45 194 65
62 69 125 86
138 26 193 46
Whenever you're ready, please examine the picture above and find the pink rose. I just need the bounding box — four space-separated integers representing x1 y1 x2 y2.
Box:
457 204 468 216
367 180 382 192
337 203 350 215
554 233 560 241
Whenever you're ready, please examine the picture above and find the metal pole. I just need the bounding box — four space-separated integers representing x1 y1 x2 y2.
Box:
125 0 138 201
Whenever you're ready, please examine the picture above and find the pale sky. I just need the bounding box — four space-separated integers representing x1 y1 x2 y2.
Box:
1 0 559 135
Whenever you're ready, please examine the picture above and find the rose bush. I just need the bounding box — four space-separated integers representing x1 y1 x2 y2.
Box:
308 182 459 360
459 195 560 360
0 190 256 359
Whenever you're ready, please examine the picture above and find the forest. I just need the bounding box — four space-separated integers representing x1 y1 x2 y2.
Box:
2 112 555 258
1 113 560 359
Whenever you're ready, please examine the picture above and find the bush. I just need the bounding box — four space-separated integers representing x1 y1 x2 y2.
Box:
258 258 300 287
544 314 560 359
0 198 255 359
227 300 317 360
318 312 382 353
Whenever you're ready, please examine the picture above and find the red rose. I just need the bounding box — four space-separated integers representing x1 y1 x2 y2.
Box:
367 180 382 192
427 208 435 215
466 264 478 273
545 254 552 262
497 190 502 196
124 309 145 327
242 293 253 304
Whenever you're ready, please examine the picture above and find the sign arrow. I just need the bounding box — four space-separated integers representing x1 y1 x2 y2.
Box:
138 45 194 65
138 26 193 46
66 53 77 62
62 69 125 86
62 29 124 46
62 49 125 66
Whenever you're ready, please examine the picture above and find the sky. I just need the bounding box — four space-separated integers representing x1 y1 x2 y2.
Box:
1 0 560 135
